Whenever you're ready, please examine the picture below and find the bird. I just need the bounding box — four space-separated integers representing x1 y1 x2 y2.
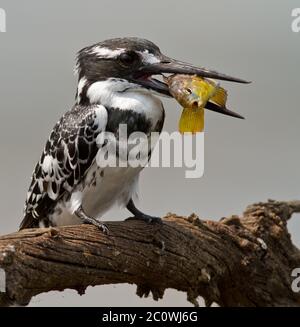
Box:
19 37 249 233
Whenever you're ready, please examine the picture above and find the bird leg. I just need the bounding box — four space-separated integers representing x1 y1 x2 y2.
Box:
75 206 109 234
126 199 162 224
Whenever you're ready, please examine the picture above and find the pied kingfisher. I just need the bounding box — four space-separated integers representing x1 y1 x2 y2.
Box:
20 37 247 232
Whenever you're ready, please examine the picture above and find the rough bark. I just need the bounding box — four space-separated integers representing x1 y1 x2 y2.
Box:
0 200 300 307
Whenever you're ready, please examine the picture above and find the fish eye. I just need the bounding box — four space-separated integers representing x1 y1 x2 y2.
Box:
118 51 139 66
185 88 192 95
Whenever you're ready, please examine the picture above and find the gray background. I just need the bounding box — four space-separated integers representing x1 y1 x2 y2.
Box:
0 0 299 306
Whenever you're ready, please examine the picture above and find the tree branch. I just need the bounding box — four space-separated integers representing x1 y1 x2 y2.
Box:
0 200 300 307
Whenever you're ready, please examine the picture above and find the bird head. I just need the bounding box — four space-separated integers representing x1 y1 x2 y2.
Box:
75 37 249 118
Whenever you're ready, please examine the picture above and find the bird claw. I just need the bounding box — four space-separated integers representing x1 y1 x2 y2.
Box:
97 223 109 234
148 216 163 224
83 220 109 234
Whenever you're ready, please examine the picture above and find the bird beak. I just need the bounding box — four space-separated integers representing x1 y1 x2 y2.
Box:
205 101 245 119
132 56 249 119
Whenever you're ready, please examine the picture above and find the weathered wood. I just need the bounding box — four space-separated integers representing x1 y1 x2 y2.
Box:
0 200 299 307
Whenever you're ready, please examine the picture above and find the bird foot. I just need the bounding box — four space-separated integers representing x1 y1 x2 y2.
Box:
126 214 163 224
75 206 109 234
83 219 109 234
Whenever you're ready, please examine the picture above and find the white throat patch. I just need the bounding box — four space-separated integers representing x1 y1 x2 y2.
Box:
86 78 164 123
87 78 140 104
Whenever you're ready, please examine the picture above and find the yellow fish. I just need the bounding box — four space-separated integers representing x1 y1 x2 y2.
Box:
164 74 228 133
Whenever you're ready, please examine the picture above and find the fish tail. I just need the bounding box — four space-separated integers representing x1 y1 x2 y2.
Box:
179 107 205 134
210 86 227 108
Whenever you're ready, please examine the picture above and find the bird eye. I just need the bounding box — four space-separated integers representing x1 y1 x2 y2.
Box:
119 51 138 66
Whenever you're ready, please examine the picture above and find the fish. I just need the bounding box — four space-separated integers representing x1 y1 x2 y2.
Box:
164 74 228 133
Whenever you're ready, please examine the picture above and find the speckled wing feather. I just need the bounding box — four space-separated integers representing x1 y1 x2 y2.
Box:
20 104 106 229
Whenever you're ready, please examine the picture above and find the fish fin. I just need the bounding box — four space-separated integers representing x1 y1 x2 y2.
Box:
179 107 205 134
210 86 227 108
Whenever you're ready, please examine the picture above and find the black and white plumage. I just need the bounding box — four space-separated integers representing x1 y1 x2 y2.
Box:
20 37 248 231
21 104 107 228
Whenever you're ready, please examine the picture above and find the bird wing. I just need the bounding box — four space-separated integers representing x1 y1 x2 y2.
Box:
20 104 107 229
